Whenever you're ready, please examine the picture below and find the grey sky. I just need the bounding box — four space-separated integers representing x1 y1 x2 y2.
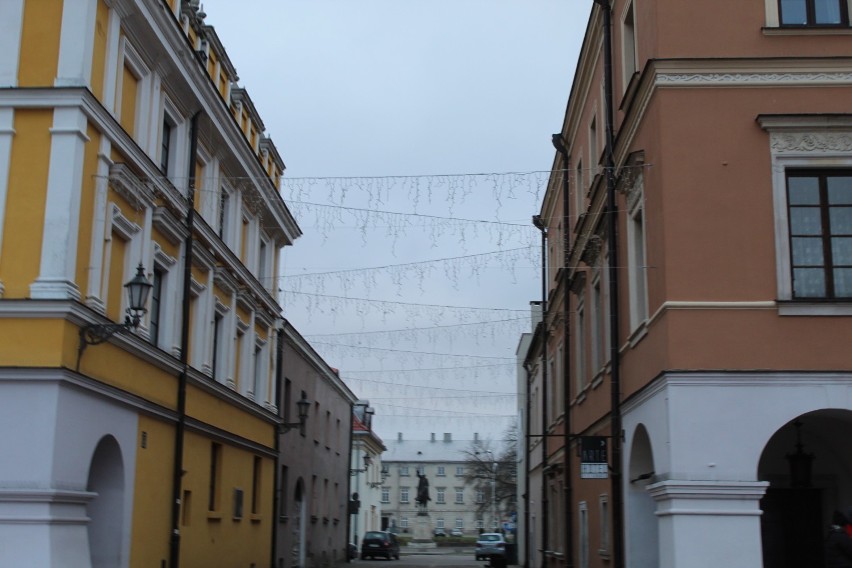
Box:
203 0 588 443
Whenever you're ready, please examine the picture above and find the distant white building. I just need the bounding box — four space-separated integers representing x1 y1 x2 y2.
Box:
380 432 494 536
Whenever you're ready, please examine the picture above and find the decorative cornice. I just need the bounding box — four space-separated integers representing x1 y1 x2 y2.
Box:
657 71 852 86
581 235 603 266
109 163 155 210
152 206 187 245
769 132 852 153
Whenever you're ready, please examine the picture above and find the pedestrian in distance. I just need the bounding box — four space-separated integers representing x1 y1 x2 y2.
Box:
825 510 852 568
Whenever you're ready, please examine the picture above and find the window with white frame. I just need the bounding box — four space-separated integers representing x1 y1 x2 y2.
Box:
436 488 446 504
436 518 445 529
621 1 637 89
475 518 484 529
400 466 409 476
401 517 409 529
476 489 484 504
777 0 849 25
211 308 227 382
455 488 464 504
456 518 463 529
400 487 409 503
455 466 464 476
627 174 649 330
437 466 445 476
759 116 852 315
575 293 586 391
149 267 164 347
381 487 390 503
599 494 610 556
252 342 265 402
579 501 589 568
218 186 232 243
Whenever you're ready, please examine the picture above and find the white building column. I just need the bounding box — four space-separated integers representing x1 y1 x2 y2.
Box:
30 107 89 300
55 0 98 87
0 0 25 87
0 108 15 297
647 480 768 568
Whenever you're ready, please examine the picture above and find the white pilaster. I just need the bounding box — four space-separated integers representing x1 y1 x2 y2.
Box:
85 138 113 313
0 108 15 297
0 0 25 87
101 8 122 114
30 107 89 300
55 0 98 87
648 480 769 568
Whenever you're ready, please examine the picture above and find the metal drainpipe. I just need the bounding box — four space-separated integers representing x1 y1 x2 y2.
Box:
271 328 285 568
523 358 533 568
346 402 355 559
169 110 200 568
531 215 548 568
593 0 625 566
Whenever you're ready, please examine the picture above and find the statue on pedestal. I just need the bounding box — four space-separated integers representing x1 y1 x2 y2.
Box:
415 472 430 515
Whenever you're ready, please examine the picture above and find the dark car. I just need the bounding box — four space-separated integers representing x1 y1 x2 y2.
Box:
348 543 358 560
434 528 447 537
475 532 507 565
361 531 400 560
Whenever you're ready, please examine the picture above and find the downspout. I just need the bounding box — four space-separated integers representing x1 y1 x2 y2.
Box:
523 358 532 568
169 109 200 568
531 215 548 568
346 401 355 559
593 1 624 566
551 136 574 568
271 328 285 568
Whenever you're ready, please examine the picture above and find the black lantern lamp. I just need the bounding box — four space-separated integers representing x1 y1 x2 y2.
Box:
351 454 372 475
786 420 815 488
77 263 153 370
281 392 311 434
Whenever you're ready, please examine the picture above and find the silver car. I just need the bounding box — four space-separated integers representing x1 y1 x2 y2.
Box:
475 532 507 562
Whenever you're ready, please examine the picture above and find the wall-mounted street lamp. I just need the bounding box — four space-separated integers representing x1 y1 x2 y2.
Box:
280 393 311 434
367 466 390 489
350 453 372 475
77 263 153 371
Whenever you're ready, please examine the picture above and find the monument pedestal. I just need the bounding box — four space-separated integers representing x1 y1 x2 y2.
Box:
408 513 437 549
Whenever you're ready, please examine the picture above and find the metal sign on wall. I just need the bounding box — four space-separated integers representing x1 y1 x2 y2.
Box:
580 436 609 479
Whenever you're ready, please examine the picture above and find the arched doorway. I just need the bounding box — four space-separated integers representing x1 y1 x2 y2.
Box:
627 424 658 568
87 435 125 568
759 410 852 568
291 479 306 568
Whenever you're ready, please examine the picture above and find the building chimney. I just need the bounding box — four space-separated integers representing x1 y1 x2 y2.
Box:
443 433 451 443
431 433 436 442
398 432 403 442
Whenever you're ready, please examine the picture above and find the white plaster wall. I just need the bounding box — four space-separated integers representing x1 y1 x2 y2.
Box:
0 373 138 568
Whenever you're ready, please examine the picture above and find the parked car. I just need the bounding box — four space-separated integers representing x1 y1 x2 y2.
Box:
361 531 400 560
433 528 447 537
475 532 507 565
450 528 464 537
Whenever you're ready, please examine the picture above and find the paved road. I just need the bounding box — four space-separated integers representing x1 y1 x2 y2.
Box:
348 552 504 568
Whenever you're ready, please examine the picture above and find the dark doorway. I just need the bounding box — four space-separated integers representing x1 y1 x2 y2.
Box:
761 487 823 568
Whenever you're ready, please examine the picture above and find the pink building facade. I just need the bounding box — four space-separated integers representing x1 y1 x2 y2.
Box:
527 1 852 567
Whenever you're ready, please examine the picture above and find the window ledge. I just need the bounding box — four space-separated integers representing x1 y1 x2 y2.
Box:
762 26 852 35
250 514 262 523
778 301 852 316
207 511 222 521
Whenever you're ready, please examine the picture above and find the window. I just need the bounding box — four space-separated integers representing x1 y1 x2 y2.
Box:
160 118 173 174
436 488 446 504
401 517 409 529
400 487 409 503
279 465 289 516
786 171 852 298
589 116 598 169
437 466 445 476
627 177 649 330
381 487 390 503
622 1 637 88
218 187 232 242
251 456 262 515
455 488 464 504
209 443 222 511
436 518 445 529
400 466 409 476
212 312 224 381
575 293 586 391
476 518 484 529
599 494 610 556
455 518 463 529
779 0 848 25
476 490 484 504
579 501 589 568
455 466 464 476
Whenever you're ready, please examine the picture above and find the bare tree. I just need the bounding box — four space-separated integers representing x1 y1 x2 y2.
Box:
461 425 518 531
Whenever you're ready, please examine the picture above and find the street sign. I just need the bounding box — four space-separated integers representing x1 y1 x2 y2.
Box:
580 436 609 479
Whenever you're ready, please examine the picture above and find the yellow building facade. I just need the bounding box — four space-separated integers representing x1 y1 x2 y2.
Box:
0 1 300 566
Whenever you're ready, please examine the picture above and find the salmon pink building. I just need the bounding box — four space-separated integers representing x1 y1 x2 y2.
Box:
525 1 852 567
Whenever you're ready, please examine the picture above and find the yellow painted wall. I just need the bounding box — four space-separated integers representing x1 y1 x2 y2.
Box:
186 384 273 447
18 0 63 86
179 433 273 568
120 64 138 136
1 110 50 297
90 0 110 100
74 124 101 294
0 319 64 367
129 415 174 567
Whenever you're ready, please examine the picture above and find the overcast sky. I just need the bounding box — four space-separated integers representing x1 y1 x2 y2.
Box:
203 0 589 445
